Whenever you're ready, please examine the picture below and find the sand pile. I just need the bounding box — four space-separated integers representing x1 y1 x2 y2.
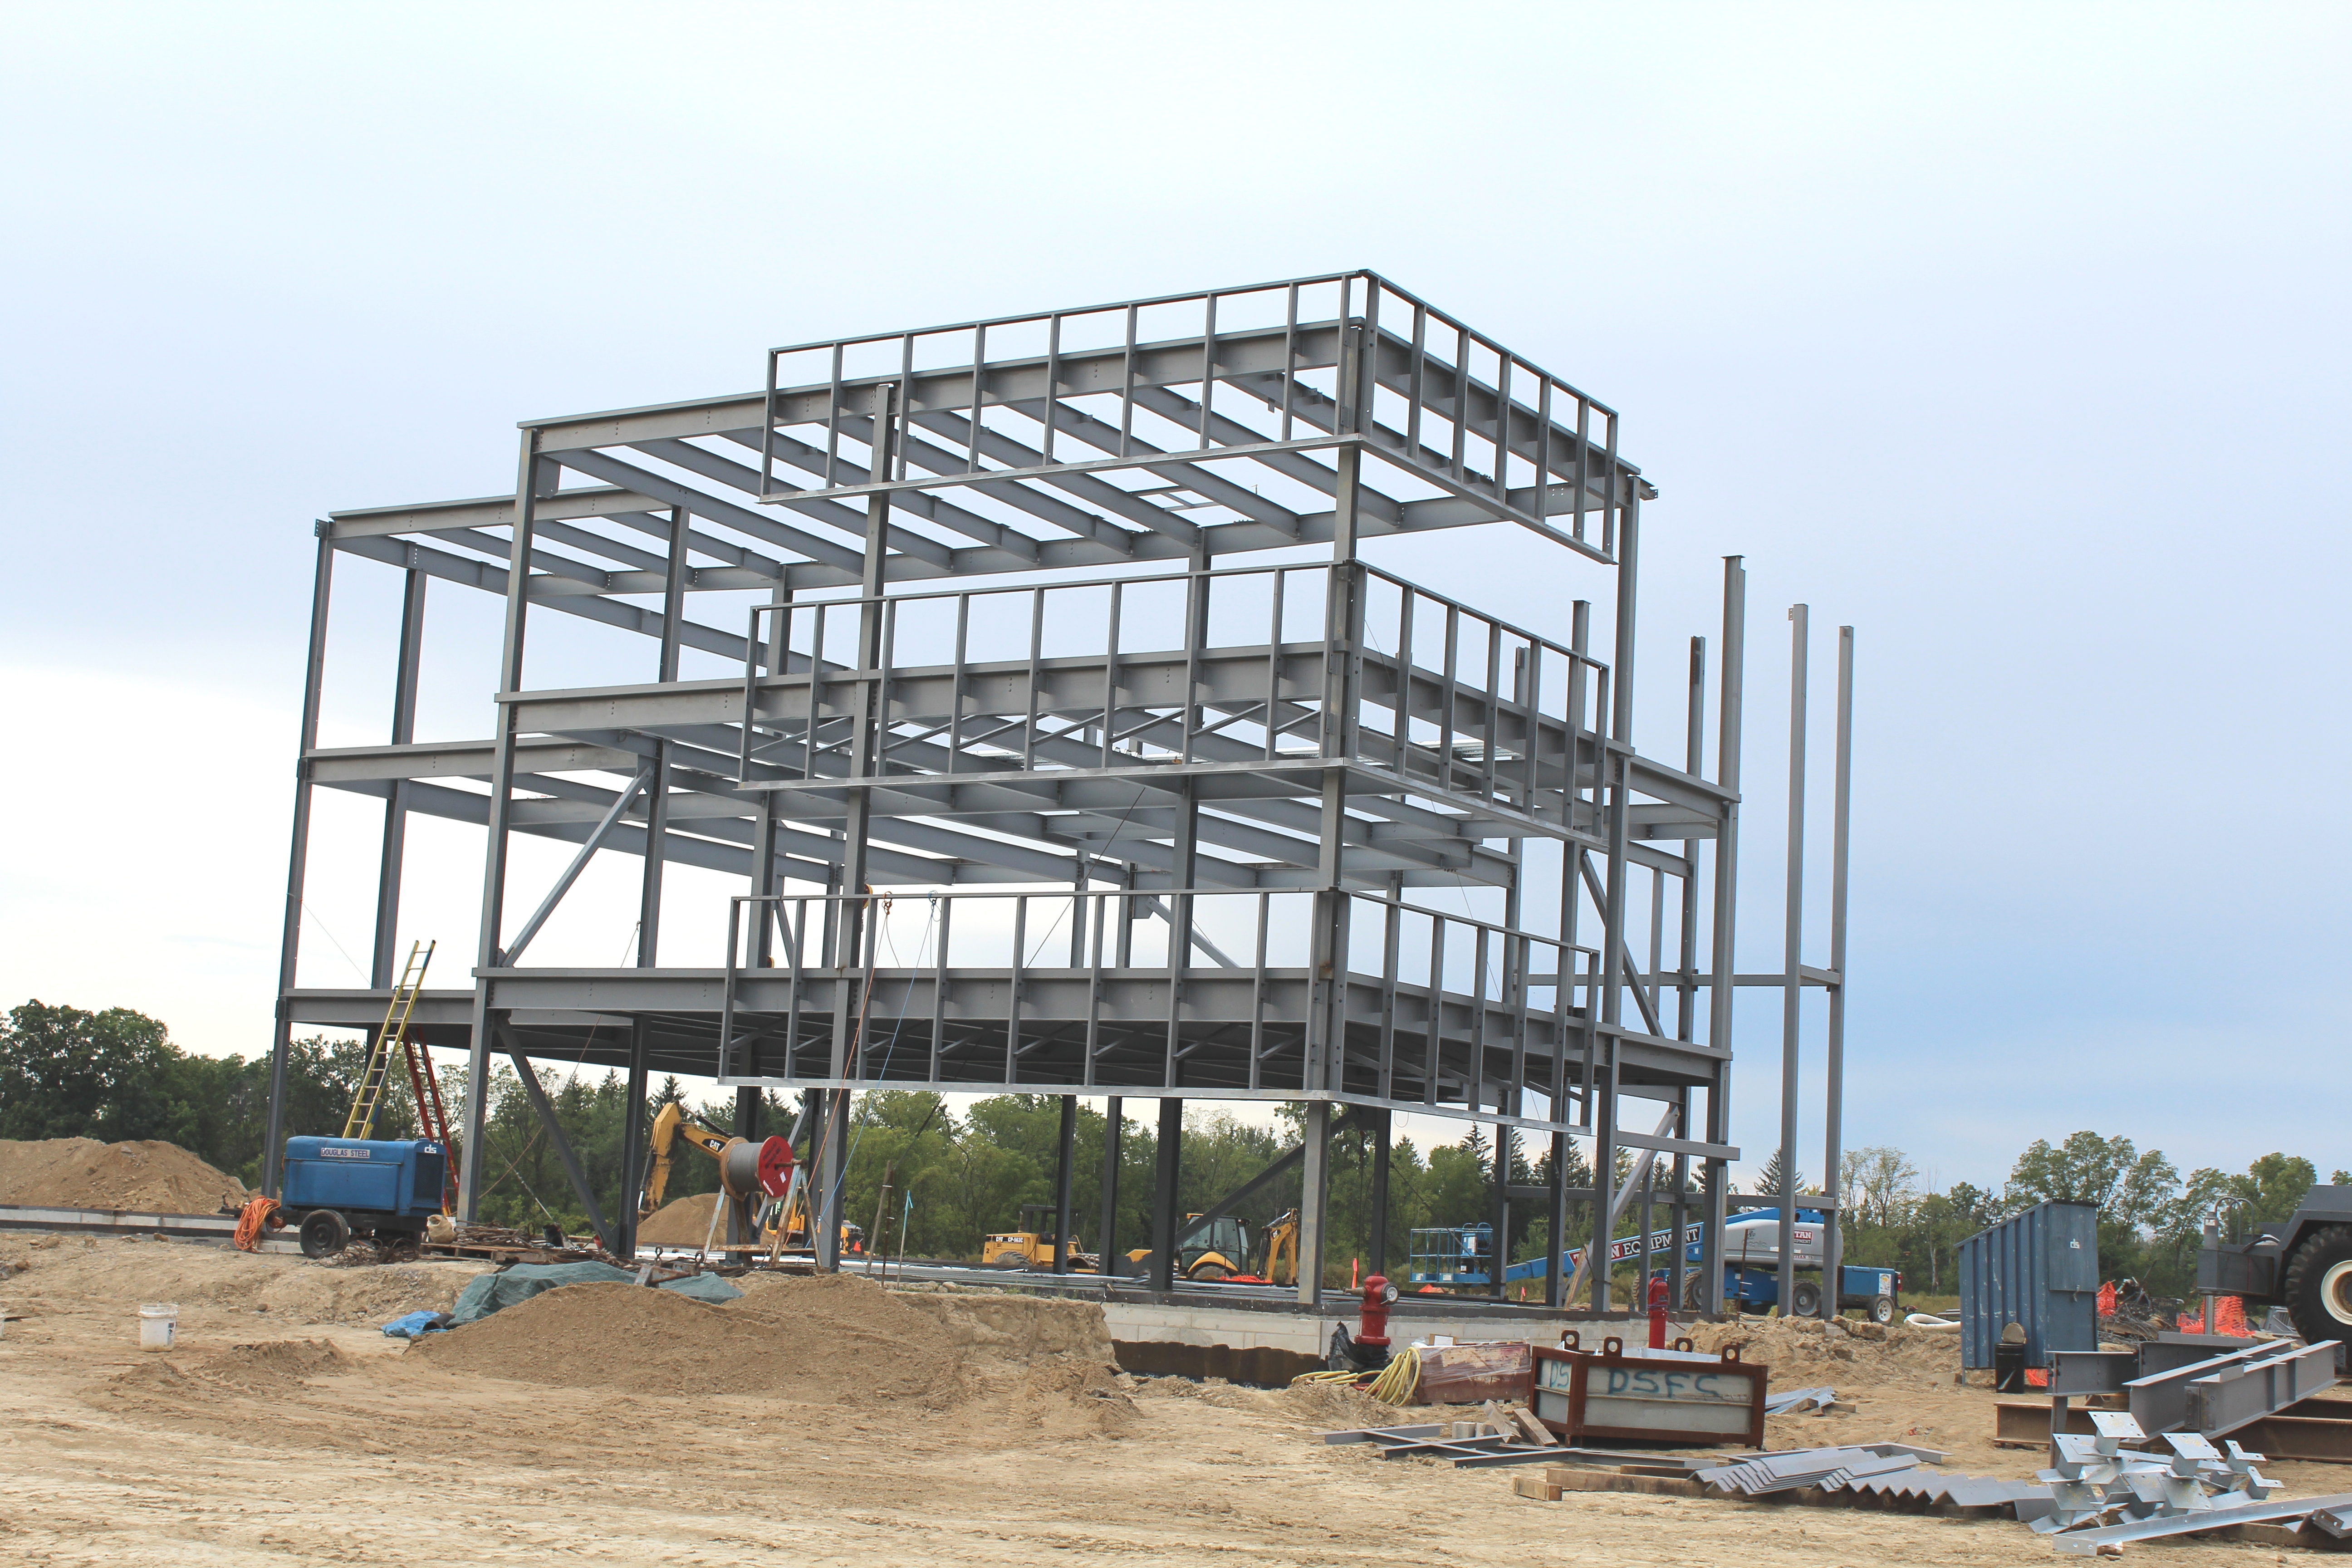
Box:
411 1274 1135 1435
1682 1313 1959 1386
1 1235 490 1326
101 1338 361 1420
766 1277 1118 1364
1141 1373 1401 1431
0 1137 248 1213
635 1191 722 1246
414 1278 967 1404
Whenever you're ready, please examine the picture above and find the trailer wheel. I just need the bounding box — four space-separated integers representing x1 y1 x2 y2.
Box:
1790 1279 1823 1317
298 1209 350 1259
1869 1295 1896 1325
2283 1225 2352 1344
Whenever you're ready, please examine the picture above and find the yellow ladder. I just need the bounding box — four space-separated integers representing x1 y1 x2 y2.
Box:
344 940 435 1140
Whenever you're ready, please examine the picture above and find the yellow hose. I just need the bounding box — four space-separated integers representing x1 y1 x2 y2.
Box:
1368 1346 1421 1406
1291 1346 1421 1406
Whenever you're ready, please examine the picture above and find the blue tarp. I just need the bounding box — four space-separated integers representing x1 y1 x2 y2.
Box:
382 1310 451 1338
449 1261 743 1324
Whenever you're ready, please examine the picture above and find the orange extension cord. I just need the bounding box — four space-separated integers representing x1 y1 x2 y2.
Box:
232 1195 281 1252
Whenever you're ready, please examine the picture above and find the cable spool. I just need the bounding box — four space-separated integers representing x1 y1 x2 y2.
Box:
720 1135 795 1200
719 1138 760 1198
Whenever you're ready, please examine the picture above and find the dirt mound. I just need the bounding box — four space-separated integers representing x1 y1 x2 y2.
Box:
878 1283 1117 1363
414 1279 967 1404
0 1137 248 1213
1142 1373 1401 1431
1682 1313 1959 1386
104 1337 359 1410
1 1235 490 1328
634 1191 722 1246
408 1274 1134 1434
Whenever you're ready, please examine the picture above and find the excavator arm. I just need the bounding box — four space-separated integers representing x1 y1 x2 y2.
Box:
1257 1208 1301 1288
639 1102 737 1216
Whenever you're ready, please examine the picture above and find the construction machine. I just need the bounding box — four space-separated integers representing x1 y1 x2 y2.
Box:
1250 1209 1301 1286
1124 1212 1252 1282
638 1102 868 1255
2200 1186 2352 1353
981 1204 1100 1271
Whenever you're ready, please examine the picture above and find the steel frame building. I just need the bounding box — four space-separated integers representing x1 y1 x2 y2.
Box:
262 271 1851 1312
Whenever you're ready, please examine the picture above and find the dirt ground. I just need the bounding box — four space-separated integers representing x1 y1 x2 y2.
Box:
0 1236 2332 1566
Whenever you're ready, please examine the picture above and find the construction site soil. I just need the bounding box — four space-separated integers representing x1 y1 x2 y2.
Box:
0 1236 2329 1565
634 1189 724 1246
0 1137 250 1213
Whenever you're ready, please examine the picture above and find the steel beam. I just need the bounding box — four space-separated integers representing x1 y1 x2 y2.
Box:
500 1036 614 1254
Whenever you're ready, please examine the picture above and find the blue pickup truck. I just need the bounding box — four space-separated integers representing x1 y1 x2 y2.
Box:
279 1137 447 1258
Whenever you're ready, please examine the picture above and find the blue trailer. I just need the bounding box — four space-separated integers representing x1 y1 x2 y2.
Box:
279 1137 448 1258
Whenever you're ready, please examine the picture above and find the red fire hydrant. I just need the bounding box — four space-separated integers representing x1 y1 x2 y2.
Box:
1647 1271 1670 1349
1359 1274 1394 1356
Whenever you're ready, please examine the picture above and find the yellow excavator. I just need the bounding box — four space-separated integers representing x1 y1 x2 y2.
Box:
982 1205 1100 1271
1122 1209 1303 1286
1124 1212 1253 1282
1250 1208 1301 1287
638 1103 864 1254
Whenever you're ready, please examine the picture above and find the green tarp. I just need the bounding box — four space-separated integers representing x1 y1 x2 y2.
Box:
450 1261 743 1324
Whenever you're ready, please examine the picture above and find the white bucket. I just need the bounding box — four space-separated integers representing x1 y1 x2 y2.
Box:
138 1303 178 1351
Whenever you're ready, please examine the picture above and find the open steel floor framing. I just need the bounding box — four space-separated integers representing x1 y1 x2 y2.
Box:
262 271 1854 1313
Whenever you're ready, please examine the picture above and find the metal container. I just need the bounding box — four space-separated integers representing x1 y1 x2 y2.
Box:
1957 1200 2099 1370
1529 1335 1768 1447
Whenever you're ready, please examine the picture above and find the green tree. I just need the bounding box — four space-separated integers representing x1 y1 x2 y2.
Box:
2006 1131 2183 1282
1753 1148 1805 1201
0 1001 179 1143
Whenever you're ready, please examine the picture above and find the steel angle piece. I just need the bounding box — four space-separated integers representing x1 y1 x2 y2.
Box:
2048 1481 2113 1515
2157 1475 2212 1515
2051 1434 2114 1472
2087 1409 2145 1453
2311 1505 2352 1539
2160 1430 2220 1469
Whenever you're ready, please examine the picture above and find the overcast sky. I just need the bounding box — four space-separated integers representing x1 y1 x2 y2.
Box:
4 5 2346 1193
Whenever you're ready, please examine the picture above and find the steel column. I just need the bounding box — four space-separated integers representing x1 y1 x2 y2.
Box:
1099 1094 1123 1273
1701 556 1747 1314
264 529 334 1201
1776 604 1809 1307
1053 1093 1077 1274
1489 1104 1513 1301
457 435 545 1221
1149 1097 1183 1292
619 1024 649 1259
371 565 426 989
1297 1098 1330 1305
1820 625 1854 1308
1588 489 1639 1310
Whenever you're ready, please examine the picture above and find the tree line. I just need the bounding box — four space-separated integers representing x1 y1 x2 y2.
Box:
4 1000 2328 1292
1830 1135 2342 1299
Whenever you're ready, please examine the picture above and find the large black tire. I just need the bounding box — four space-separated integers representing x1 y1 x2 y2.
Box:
2283 1225 2352 1345
1790 1279 1823 1318
298 1208 350 1259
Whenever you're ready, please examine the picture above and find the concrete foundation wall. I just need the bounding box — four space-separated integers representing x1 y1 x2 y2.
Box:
1101 1299 1566 1356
